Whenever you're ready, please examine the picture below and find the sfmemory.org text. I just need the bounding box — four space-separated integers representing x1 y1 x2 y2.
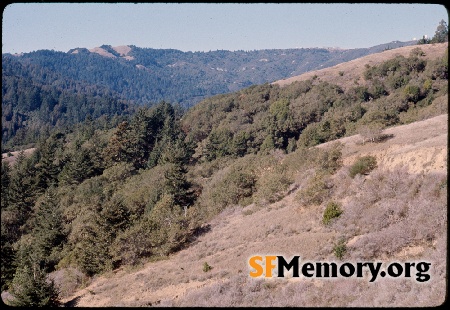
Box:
248 256 431 282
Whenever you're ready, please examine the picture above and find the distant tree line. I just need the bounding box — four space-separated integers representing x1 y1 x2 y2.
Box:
417 19 448 44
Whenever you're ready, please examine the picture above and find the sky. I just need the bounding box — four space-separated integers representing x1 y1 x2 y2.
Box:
2 3 449 54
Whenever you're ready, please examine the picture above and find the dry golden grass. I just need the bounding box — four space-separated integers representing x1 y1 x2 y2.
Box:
88 47 117 58
61 113 447 307
273 42 448 91
4 41 448 306
111 45 132 56
1 148 37 165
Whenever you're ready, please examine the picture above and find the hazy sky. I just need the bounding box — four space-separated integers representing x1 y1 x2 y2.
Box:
2 3 448 54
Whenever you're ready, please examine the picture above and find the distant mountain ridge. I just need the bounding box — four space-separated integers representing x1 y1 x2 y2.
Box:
4 40 415 107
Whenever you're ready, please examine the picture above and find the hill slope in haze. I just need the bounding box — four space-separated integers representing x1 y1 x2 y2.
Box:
4 40 415 108
1 40 418 150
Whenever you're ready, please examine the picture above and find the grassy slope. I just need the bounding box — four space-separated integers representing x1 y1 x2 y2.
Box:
61 113 447 307
273 42 448 91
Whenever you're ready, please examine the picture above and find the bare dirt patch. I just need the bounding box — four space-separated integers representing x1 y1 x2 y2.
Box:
112 45 132 56
88 47 117 58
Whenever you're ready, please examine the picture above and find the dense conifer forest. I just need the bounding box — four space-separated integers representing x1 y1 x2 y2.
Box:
2 40 414 151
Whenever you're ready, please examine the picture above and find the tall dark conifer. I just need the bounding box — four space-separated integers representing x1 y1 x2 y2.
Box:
7 151 36 236
31 186 65 271
8 264 60 307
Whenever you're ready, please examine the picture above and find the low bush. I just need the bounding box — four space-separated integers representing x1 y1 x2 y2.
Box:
349 155 377 178
199 155 259 216
333 239 347 260
296 171 333 206
203 262 213 272
253 167 292 205
322 201 343 225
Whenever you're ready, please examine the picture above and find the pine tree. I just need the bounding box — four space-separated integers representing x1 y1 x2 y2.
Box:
101 196 131 235
1 162 17 291
58 141 94 185
148 114 187 168
431 19 448 43
34 137 61 192
164 163 192 207
31 187 65 271
8 264 60 307
1 161 11 210
71 209 113 276
7 151 36 237
103 121 132 167
1 225 16 291
160 134 196 209
129 108 152 169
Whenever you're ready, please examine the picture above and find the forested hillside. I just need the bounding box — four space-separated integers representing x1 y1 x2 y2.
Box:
182 44 448 155
2 40 416 151
1 56 135 151
5 41 415 107
1 41 447 306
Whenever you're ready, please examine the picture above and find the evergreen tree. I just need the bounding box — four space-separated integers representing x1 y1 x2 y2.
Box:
148 112 190 168
128 108 152 169
101 196 131 236
103 121 132 167
31 187 65 271
85 131 108 176
7 151 36 237
34 137 61 192
1 161 11 210
431 19 448 43
58 140 94 185
164 164 191 206
71 209 113 276
204 128 234 160
231 131 249 157
8 264 60 307
1 162 17 290
1 225 16 291
81 114 95 140
160 134 196 209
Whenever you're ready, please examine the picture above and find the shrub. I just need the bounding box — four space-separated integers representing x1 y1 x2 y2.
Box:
102 162 135 183
349 156 377 178
203 262 212 272
358 123 384 144
323 201 343 225
200 155 258 216
316 142 343 174
333 239 347 260
296 171 333 206
254 168 292 205
403 84 421 103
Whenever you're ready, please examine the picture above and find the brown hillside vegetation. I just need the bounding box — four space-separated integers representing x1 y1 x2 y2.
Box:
1 148 36 165
273 42 448 90
61 113 447 307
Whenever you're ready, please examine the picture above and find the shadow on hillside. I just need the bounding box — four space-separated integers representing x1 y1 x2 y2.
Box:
187 224 211 244
357 133 395 146
376 133 395 143
63 295 82 307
